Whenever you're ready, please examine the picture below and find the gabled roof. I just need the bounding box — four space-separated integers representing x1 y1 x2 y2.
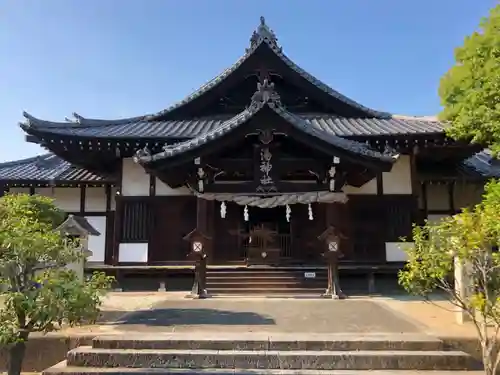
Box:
0 154 115 185
20 17 447 143
135 80 398 171
142 16 390 120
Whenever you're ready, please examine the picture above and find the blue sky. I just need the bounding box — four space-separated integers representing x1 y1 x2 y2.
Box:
0 0 495 162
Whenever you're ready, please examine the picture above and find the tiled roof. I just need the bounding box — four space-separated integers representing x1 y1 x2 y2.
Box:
135 93 398 169
0 153 114 184
21 111 445 139
460 150 500 179
418 150 500 182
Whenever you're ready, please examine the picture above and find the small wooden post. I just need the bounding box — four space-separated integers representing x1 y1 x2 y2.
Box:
318 226 347 299
454 257 472 324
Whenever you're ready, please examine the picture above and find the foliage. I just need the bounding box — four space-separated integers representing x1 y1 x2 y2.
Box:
399 180 500 375
0 193 113 375
439 3 500 155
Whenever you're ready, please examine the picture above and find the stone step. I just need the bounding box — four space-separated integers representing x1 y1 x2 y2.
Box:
206 271 327 276
207 274 327 281
43 361 485 375
92 333 444 351
207 287 326 294
66 347 479 371
206 282 325 289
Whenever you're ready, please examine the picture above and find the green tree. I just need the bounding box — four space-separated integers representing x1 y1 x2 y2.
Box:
399 180 500 375
0 194 113 375
439 3 500 154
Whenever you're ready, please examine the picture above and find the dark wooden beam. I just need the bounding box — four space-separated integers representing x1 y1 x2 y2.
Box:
149 174 156 196
448 182 455 213
376 173 383 196
204 181 330 194
207 157 327 175
422 182 428 219
105 184 112 212
79 186 86 214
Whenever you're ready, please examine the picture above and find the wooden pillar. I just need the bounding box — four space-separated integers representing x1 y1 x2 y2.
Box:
79 185 86 214
448 182 456 213
196 198 214 263
112 195 123 265
325 201 351 259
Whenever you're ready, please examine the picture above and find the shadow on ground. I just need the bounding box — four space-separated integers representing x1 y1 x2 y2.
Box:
100 308 276 326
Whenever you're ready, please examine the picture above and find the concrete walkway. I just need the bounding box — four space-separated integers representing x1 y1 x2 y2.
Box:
56 292 483 340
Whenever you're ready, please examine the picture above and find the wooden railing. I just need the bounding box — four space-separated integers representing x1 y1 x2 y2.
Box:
241 233 292 258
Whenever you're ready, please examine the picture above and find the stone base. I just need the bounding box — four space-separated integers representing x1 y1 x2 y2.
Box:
185 289 209 299
157 281 166 292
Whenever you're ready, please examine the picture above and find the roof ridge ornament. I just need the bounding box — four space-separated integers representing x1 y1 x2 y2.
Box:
249 79 282 109
249 16 280 51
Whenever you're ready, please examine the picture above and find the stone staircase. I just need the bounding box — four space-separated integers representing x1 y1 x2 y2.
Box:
206 267 327 296
43 332 483 374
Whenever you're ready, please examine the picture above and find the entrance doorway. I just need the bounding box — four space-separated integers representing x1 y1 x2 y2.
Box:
242 206 292 265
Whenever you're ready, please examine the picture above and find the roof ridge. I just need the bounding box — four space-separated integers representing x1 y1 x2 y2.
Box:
392 114 440 122
21 111 151 130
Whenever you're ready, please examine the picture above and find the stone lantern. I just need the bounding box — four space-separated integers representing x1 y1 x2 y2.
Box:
56 214 100 281
318 226 346 299
183 229 210 299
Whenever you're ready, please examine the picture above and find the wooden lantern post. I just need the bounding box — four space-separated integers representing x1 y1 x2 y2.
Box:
184 229 210 299
318 226 347 300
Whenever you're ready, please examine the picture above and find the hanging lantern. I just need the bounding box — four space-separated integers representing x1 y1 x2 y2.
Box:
285 204 291 222
308 203 314 221
328 166 336 192
220 201 227 219
197 167 205 193
244 205 249 221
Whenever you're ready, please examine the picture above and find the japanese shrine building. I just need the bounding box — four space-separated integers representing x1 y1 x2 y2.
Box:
1 18 498 270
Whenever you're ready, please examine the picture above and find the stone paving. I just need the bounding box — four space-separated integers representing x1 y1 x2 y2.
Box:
97 297 421 334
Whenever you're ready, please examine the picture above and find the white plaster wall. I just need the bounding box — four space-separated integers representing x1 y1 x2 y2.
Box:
155 178 192 196
121 158 150 196
454 183 483 210
426 184 450 211
118 243 148 262
85 216 107 262
85 187 107 212
383 155 412 195
385 242 413 262
8 187 30 194
344 178 377 195
35 187 81 212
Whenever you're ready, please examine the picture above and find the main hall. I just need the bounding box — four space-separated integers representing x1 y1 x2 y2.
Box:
0 17 497 294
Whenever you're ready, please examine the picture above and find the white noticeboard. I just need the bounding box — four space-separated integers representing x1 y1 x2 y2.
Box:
304 272 316 279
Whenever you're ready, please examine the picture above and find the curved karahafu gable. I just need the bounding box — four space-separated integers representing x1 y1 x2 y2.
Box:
135 79 399 172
